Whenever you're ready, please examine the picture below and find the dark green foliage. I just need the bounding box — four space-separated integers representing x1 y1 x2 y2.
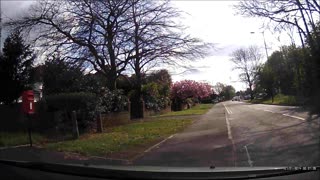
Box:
0 30 35 104
257 45 310 103
42 57 86 95
142 70 172 111
44 92 98 112
220 85 236 100
82 72 108 94
200 95 215 104
117 75 134 95
42 56 109 95
43 92 98 132
305 22 320 112
142 82 171 111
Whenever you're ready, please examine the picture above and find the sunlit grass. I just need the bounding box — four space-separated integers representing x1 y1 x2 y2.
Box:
0 132 46 147
46 118 192 156
159 104 213 117
251 94 298 106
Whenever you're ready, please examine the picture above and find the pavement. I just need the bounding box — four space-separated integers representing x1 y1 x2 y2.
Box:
133 101 320 167
0 146 129 165
1 101 319 168
133 103 234 167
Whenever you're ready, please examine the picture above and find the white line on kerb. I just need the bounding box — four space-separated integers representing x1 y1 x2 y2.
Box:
282 114 305 121
144 135 174 153
0 144 30 150
264 110 275 113
244 145 253 167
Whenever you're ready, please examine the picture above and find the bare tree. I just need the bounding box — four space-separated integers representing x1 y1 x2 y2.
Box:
125 0 213 118
5 0 135 90
235 0 320 48
213 82 225 97
5 0 213 119
230 46 262 100
235 0 320 110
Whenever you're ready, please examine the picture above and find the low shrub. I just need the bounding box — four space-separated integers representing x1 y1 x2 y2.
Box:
41 92 98 132
97 89 128 113
142 82 170 112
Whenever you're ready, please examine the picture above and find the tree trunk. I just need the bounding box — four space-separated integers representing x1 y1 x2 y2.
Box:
249 84 254 100
130 5 144 119
130 70 144 119
71 111 79 139
107 73 117 91
106 15 117 91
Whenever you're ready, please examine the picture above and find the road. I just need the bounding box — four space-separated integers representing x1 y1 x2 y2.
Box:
133 101 320 167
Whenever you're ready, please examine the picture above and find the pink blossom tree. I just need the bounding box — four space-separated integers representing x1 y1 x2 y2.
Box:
170 80 213 110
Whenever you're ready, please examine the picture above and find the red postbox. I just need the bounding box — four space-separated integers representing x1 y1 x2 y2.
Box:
22 90 35 114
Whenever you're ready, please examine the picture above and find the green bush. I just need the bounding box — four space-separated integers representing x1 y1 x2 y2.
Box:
44 92 98 112
42 92 98 132
272 94 297 105
200 96 213 104
97 89 128 113
185 98 193 108
142 82 170 111
252 93 299 106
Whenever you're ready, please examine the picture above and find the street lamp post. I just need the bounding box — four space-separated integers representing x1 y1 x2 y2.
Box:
250 31 269 58
0 1 2 52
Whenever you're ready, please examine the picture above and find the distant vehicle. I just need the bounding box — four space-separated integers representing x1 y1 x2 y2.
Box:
212 99 219 103
255 93 267 99
244 95 251 100
232 96 241 101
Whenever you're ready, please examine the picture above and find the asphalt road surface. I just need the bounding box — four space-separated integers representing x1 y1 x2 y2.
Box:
133 101 320 167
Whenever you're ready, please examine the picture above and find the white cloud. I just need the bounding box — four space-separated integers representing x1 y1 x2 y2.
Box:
170 1 300 91
0 0 300 92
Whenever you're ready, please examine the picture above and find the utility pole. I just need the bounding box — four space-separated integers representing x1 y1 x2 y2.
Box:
250 31 269 58
295 18 305 49
261 31 269 58
0 0 2 52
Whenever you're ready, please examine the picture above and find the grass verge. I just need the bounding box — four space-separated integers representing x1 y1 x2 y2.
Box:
46 118 193 157
160 104 213 117
0 132 46 147
250 94 299 106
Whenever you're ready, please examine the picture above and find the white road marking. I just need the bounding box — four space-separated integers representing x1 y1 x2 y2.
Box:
144 135 174 153
225 112 233 140
282 114 305 121
251 107 262 110
224 111 236 167
244 145 253 167
223 103 233 114
264 110 275 113
259 109 306 121
0 144 30 150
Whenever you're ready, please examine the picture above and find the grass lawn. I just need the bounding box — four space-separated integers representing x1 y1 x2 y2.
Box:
0 132 46 147
46 118 193 157
250 94 298 106
160 104 213 117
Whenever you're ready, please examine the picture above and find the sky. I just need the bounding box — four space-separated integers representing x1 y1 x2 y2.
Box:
170 1 298 91
0 0 299 91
